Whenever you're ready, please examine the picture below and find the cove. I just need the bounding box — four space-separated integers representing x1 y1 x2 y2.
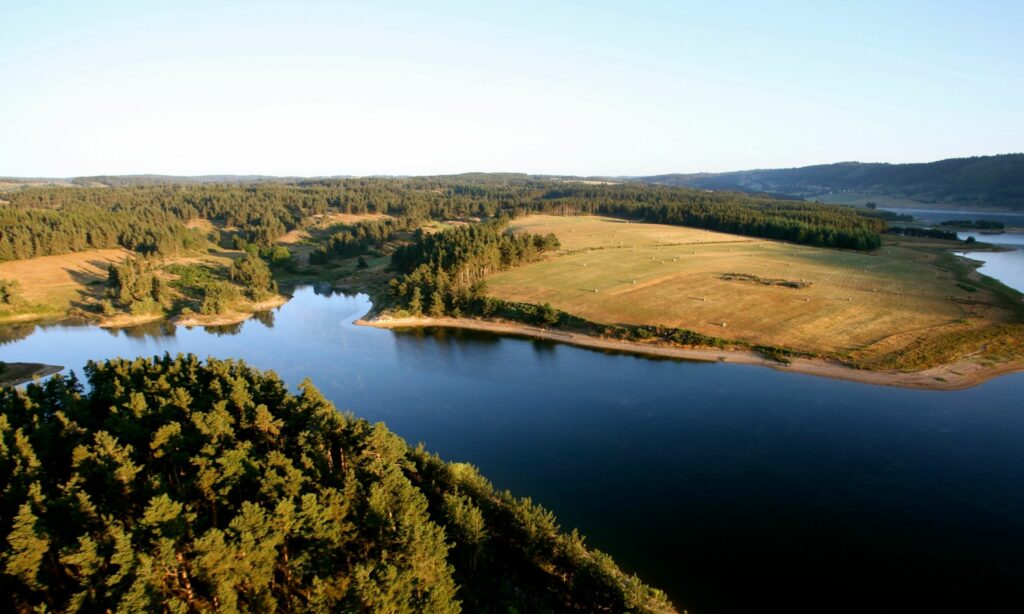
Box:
958 230 1024 294
3 286 1024 613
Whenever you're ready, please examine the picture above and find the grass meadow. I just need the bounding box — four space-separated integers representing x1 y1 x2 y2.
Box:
488 215 1017 359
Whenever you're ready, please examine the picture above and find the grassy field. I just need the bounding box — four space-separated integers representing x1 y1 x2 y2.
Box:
0 248 133 321
0 246 252 325
487 216 1021 362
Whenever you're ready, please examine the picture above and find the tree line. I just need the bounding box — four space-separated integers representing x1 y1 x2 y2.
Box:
532 185 884 250
0 354 673 612
388 220 560 317
939 219 1004 230
2 175 887 263
884 226 960 241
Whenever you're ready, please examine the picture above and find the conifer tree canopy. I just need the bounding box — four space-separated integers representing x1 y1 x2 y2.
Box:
0 355 674 613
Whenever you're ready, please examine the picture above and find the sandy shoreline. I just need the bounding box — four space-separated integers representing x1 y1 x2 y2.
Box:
0 311 64 326
96 295 289 329
174 295 289 327
356 315 1023 391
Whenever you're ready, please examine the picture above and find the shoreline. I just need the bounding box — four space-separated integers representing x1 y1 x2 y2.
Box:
97 295 290 329
6 287 1020 391
0 362 64 387
3 296 292 331
0 311 65 326
356 315 1023 391
173 295 289 327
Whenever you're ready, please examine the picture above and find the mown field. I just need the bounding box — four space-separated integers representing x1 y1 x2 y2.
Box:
487 215 1019 359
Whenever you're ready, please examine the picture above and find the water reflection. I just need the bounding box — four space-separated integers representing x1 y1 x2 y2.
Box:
114 320 178 339
0 321 38 345
251 309 275 328
202 321 245 336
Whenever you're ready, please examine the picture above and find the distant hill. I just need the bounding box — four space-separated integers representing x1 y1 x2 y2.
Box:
73 174 315 187
636 154 1024 210
0 175 352 190
5 155 1023 210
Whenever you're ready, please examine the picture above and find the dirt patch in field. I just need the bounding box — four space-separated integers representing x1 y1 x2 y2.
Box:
184 218 216 232
310 212 390 229
720 272 812 289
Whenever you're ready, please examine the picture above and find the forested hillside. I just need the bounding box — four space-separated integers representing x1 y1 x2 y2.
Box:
0 175 885 262
0 355 674 613
638 154 1024 210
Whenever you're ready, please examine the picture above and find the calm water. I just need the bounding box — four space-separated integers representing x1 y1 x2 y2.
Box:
880 205 1024 294
958 231 1024 294
4 287 1024 613
883 206 1024 227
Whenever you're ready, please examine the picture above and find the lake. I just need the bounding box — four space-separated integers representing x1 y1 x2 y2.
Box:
883 206 1024 227
3 287 1024 613
958 231 1024 294
880 203 1024 294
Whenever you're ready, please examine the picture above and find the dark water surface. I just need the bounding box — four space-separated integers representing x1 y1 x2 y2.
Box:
3 286 1024 613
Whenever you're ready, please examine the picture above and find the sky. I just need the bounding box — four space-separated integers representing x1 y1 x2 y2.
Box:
1 0 1021 177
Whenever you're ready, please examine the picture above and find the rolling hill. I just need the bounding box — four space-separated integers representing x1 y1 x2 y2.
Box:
636 154 1024 210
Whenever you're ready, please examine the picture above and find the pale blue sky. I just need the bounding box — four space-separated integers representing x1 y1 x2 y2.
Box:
1 0 1021 176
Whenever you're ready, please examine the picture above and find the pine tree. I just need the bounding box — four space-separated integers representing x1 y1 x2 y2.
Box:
0 355 674 613
408 287 423 315
429 290 446 317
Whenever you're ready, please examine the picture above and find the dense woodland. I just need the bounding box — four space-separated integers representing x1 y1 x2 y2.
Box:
0 355 673 613
308 217 418 265
1 175 886 263
389 221 560 316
